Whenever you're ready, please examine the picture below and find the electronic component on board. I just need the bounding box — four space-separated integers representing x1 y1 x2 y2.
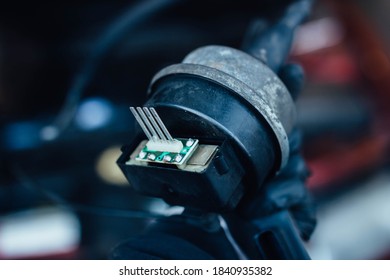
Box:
128 107 199 166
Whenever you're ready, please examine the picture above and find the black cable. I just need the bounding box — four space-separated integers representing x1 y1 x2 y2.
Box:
43 0 180 140
242 0 314 72
12 163 182 221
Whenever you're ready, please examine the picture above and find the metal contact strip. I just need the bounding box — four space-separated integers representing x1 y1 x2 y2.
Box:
150 107 174 141
143 107 167 141
136 107 159 140
129 107 153 140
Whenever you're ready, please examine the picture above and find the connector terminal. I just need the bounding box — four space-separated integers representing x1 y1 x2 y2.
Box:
146 139 183 153
136 138 199 165
129 106 199 165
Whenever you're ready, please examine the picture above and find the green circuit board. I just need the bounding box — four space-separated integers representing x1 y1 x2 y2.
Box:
135 138 199 165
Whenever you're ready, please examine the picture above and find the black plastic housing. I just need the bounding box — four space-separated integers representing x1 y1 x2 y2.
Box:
117 139 245 212
147 75 279 182
118 74 279 212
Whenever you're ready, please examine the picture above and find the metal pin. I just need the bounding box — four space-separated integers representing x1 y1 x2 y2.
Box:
136 107 159 141
143 107 167 141
150 107 174 141
130 107 153 140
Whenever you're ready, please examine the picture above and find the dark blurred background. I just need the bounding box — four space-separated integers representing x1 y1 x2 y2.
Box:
0 0 389 259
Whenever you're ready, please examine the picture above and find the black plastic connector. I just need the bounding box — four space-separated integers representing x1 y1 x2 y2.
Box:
117 139 246 212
